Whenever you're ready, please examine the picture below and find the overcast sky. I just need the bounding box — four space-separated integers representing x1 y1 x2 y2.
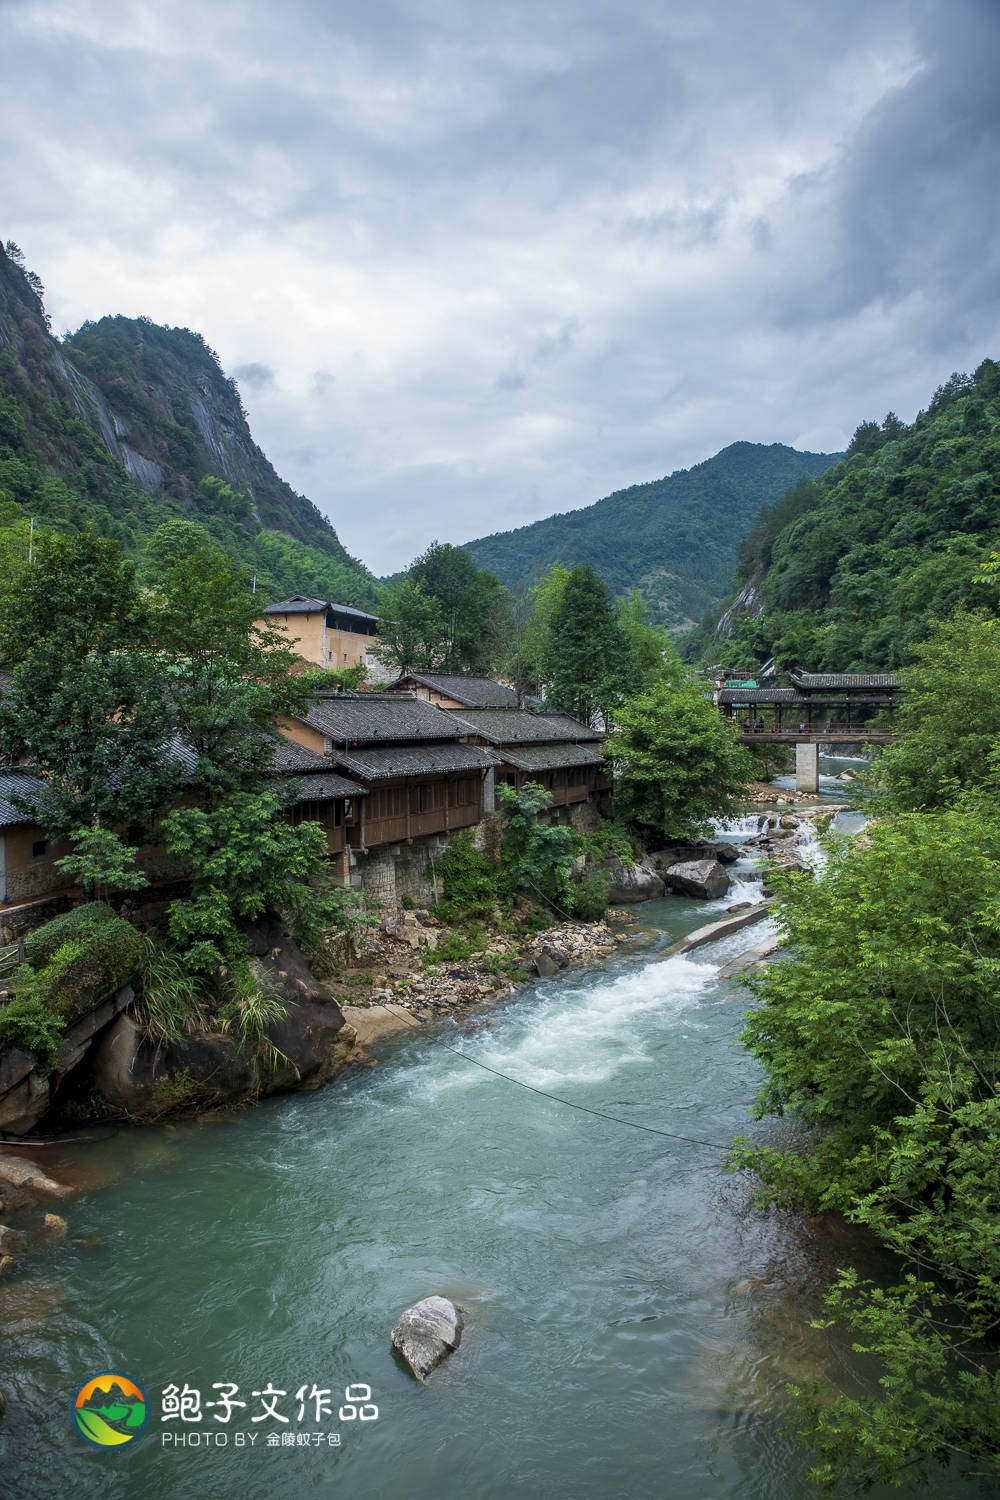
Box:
3 0 999 573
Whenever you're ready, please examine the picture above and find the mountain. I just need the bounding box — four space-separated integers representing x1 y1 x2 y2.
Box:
459 442 842 628
684 360 1000 671
0 240 377 607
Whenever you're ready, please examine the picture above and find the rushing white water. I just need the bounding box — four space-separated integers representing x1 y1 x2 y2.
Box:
711 813 768 840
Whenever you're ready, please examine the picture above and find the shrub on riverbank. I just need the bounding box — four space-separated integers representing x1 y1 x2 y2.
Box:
23 901 120 969
0 910 142 1065
435 789 614 925
731 797 1000 1490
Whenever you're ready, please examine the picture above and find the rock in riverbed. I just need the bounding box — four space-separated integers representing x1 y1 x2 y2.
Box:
664 859 730 899
391 1296 464 1381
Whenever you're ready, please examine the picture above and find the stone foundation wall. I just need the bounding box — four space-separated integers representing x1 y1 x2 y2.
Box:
349 833 450 907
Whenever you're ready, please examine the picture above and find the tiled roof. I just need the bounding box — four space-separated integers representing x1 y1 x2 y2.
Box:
446 708 599 745
0 771 45 827
500 743 605 772
535 712 602 742
270 738 331 772
284 772 367 803
718 688 802 704
790 671 900 690
302 694 463 745
390 673 520 709
332 742 499 781
263 595 378 624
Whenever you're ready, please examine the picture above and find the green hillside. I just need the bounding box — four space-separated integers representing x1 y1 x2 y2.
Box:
460 442 841 628
685 360 1000 670
0 240 377 607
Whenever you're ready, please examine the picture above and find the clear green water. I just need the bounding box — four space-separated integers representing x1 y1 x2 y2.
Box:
0 801 988 1498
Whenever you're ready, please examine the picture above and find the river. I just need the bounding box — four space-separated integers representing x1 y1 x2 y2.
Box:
0 766 988 1498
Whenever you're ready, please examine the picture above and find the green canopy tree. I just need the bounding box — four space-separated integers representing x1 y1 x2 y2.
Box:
606 663 754 836
0 531 182 840
149 543 305 805
376 542 513 676
540 563 639 726
860 610 1000 811
374 576 447 676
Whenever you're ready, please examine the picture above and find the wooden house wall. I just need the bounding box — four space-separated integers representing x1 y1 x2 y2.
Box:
351 774 481 850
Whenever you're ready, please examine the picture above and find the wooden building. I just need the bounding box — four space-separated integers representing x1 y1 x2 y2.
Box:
269 739 367 882
443 706 612 817
278 693 498 858
259 595 379 672
0 772 72 909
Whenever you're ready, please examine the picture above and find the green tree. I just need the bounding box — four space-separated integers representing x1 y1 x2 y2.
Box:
861 611 1000 811
149 543 305 805
198 474 254 520
496 781 580 912
509 564 571 701
409 541 513 673
541 563 639 726
374 576 447 675
616 589 671 687
162 789 336 974
731 802 1000 1491
0 531 182 838
606 670 754 836
141 518 217 579
55 827 148 899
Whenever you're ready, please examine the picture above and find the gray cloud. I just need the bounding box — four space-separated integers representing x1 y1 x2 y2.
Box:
232 361 276 390
2 0 998 571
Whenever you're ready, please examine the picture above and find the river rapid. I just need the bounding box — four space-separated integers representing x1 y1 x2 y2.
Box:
0 763 987 1499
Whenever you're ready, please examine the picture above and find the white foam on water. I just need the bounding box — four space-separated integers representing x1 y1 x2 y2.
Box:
711 813 765 840
409 952 720 1104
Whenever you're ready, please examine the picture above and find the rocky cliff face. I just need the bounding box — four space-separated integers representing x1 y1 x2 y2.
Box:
0 241 376 604
63 313 341 548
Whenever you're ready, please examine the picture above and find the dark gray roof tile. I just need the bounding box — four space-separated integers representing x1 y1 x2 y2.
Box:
500 743 605 772
0 772 45 827
718 688 802 704
790 671 900 690
303 694 462 744
389 673 520 708
333 743 499 781
284 772 367 803
263 596 378 624
446 707 599 744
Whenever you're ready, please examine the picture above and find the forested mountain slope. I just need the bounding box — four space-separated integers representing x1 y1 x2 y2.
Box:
460 442 841 628
0 240 377 606
685 360 1000 670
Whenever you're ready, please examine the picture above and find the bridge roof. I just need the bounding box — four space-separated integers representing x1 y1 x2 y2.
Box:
790 671 900 690
719 688 800 704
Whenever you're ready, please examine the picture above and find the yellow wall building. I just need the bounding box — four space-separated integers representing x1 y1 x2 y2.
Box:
259 595 379 672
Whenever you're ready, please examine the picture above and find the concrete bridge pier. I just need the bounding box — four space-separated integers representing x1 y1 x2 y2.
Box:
795 742 819 794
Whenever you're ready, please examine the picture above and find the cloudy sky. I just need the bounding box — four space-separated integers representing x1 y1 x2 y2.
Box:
3 0 999 573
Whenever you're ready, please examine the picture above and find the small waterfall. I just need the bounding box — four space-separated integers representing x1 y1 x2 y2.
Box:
792 819 828 870
712 813 766 840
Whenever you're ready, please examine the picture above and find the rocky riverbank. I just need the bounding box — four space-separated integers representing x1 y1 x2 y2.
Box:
339 910 632 1046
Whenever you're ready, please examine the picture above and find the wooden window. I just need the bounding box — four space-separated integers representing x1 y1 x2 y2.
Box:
32 839 48 858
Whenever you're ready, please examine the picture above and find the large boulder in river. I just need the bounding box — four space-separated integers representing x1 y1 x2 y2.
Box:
597 855 665 903
664 859 730 900
391 1296 464 1381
